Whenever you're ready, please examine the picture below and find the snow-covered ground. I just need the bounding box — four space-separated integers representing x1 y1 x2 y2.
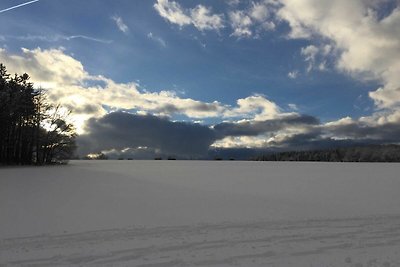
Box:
1 160 400 266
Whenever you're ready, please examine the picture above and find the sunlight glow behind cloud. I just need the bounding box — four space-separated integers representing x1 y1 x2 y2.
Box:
0 47 289 134
2 0 400 157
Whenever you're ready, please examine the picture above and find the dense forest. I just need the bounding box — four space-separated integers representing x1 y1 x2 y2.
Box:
0 63 76 165
253 144 400 162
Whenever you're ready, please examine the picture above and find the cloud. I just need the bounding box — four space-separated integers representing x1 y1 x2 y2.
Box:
301 45 319 72
0 47 88 86
154 0 191 27
226 0 240 7
4 46 399 158
78 112 321 157
268 112 400 150
147 32 167 47
212 108 400 151
0 34 112 44
287 70 298 79
224 94 281 120
111 15 129 34
214 114 319 138
0 47 292 133
190 5 224 31
78 112 216 158
249 1 270 22
299 44 333 72
153 0 281 38
154 0 224 31
229 10 253 37
323 115 400 142
228 0 278 38
276 0 400 110
212 114 319 149
288 103 298 110
65 35 113 44
0 47 224 131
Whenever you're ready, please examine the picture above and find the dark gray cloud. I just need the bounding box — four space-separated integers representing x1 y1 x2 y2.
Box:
213 114 319 138
154 104 181 114
265 120 400 152
153 102 221 115
191 102 220 112
78 112 216 158
77 111 400 159
325 122 400 142
65 103 101 115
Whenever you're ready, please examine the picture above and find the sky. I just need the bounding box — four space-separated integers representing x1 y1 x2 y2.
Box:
1 0 400 159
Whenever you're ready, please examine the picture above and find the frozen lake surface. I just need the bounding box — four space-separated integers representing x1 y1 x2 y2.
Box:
1 160 400 266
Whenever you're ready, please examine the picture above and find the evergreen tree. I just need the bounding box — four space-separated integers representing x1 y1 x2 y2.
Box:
0 63 76 165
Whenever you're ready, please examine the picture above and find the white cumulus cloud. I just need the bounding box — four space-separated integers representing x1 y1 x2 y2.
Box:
228 0 277 38
276 0 400 110
154 0 224 31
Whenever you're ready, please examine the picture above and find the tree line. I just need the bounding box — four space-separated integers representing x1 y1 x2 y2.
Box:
253 144 400 162
0 63 76 165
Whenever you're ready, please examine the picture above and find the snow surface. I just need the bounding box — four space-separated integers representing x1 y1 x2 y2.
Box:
1 160 400 266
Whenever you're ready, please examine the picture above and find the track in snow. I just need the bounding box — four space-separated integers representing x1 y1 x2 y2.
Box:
2 215 400 267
